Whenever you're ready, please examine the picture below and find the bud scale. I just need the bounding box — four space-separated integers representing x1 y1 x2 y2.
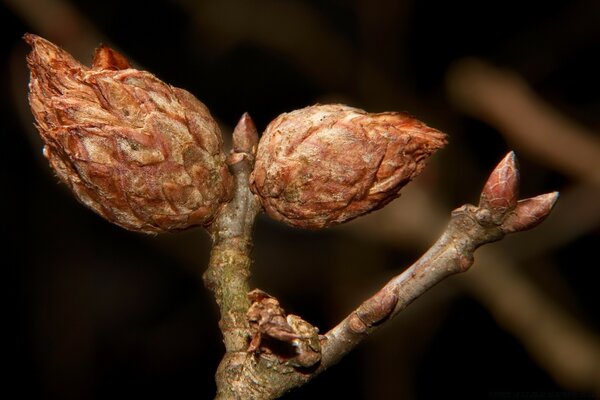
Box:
250 104 447 229
26 34 232 233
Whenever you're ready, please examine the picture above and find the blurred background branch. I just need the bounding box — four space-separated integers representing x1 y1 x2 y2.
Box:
446 59 600 184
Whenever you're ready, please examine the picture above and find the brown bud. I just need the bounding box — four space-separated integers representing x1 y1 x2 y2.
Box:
501 192 559 233
250 104 447 229
479 151 519 217
25 34 232 233
246 289 321 367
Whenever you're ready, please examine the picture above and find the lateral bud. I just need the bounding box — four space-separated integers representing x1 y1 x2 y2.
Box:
501 192 559 233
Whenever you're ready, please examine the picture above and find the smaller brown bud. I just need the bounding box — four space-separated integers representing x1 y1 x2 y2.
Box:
250 104 447 229
232 112 259 155
480 151 519 217
246 289 321 367
501 192 559 233
26 34 232 233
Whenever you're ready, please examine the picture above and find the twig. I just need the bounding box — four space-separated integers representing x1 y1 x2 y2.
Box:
345 180 600 394
320 153 555 366
443 60 600 391
203 152 557 399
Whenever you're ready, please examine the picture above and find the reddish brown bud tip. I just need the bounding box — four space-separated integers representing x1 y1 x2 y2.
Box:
26 34 232 233
250 104 447 229
92 44 131 70
480 151 519 216
501 191 559 233
232 112 259 154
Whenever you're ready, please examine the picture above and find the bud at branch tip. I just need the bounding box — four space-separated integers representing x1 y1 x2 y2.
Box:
480 151 519 216
233 112 259 155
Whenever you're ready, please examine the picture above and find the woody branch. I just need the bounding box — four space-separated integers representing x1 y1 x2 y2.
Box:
204 150 557 399
319 152 557 367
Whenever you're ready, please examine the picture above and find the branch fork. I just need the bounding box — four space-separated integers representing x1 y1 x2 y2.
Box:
204 118 558 400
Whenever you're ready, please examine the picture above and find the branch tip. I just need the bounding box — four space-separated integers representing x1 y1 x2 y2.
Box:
480 151 520 216
233 112 259 155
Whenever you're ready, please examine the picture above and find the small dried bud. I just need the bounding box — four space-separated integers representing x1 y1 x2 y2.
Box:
246 289 321 367
250 104 447 229
25 34 232 233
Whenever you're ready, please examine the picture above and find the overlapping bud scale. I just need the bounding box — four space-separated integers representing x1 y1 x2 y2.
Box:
26 34 232 233
250 104 447 229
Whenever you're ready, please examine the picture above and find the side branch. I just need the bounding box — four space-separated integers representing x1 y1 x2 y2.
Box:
319 152 558 369
203 151 558 400
320 202 502 365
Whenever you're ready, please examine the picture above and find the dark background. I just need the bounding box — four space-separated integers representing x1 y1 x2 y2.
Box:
3 0 599 399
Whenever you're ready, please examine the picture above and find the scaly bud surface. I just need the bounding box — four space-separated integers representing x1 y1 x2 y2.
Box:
250 104 447 229
26 34 232 233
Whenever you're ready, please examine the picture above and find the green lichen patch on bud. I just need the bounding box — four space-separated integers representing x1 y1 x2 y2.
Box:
25 34 232 233
250 104 447 229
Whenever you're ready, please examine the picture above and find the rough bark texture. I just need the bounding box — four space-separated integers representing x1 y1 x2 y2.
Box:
250 104 447 229
26 34 232 233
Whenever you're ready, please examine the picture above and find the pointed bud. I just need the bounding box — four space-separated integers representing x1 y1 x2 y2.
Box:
25 34 232 233
480 151 519 217
232 112 259 155
501 192 559 233
250 104 447 229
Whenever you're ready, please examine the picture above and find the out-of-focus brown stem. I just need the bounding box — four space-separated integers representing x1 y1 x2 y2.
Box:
5 0 107 60
446 58 600 184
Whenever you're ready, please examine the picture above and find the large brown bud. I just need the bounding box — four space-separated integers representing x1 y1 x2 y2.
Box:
250 104 447 229
25 34 232 233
